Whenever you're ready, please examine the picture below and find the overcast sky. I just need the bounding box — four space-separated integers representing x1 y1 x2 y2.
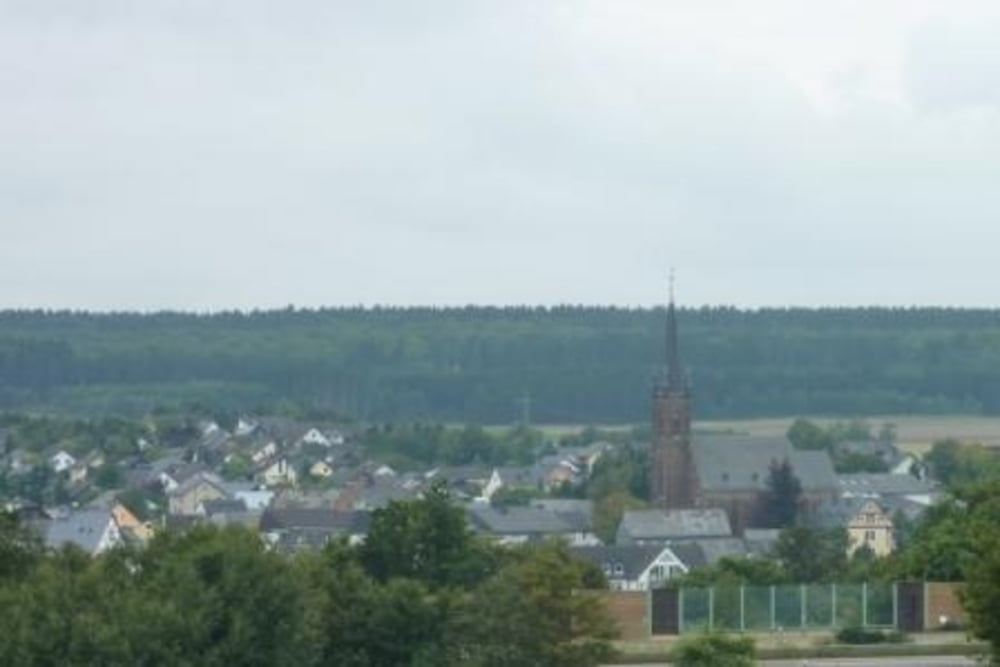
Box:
3 1 999 310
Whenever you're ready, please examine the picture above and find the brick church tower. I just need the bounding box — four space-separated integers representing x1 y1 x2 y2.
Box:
650 281 695 509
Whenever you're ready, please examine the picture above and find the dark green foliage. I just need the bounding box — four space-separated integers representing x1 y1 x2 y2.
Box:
0 511 43 580
925 438 1000 489
774 526 848 583
362 422 542 469
787 418 833 451
0 495 617 666
835 626 906 644
671 632 756 667
2 306 1000 420
757 458 802 528
676 555 790 587
360 483 499 588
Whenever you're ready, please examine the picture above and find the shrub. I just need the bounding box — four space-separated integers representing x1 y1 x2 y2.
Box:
671 632 756 667
835 626 907 644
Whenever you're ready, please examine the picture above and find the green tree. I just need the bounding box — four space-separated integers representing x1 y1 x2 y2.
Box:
786 419 832 451
360 483 497 589
774 526 847 582
453 541 617 667
756 458 802 528
0 511 43 581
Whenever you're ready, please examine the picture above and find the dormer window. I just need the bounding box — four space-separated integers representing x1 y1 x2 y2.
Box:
613 562 624 576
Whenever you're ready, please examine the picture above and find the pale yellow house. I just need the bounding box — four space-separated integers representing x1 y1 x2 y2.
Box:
814 497 895 557
309 460 334 478
845 499 894 557
111 502 156 543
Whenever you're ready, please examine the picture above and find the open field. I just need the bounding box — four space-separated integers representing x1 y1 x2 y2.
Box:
532 416 1000 456
697 415 1000 456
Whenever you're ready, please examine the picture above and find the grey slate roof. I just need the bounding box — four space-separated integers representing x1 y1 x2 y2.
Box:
838 473 936 497
259 508 370 533
43 510 115 554
690 537 749 565
169 470 227 498
530 499 595 532
809 497 879 529
617 508 732 543
201 498 249 516
467 505 575 536
693 435 837 493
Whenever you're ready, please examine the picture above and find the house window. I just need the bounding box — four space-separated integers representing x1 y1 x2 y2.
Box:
650 565 664 580
613 563 624 576
865 530 876 541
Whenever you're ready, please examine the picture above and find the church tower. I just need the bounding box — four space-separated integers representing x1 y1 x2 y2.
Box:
650 278 695 509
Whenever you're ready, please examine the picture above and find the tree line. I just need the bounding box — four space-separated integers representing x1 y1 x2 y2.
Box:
2 306 1000 420
0 486 615 667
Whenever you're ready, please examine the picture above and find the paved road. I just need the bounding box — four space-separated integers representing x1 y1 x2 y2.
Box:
763 658 976 666
606 657 977 667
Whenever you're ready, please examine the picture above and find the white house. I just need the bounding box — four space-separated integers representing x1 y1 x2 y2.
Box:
44 510 124 555
49 450 76 473
570 544 696 591
299 428 332 447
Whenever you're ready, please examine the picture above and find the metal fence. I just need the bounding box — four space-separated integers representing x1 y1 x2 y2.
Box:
676 582 897 634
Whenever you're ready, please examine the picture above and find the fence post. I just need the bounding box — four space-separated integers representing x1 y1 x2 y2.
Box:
800 585 806 630
831 583 837 629
862 582 868 627
679 588 685 635
892 582 898 630
740 586 745 632
708 587 715 630
770 585 776 630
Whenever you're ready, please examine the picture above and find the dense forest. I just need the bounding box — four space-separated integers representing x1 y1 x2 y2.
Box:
1 306 999 421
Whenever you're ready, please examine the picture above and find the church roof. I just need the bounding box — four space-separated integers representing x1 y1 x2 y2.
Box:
692 435 837 493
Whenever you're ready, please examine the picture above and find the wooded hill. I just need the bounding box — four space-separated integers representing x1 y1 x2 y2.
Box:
1 306 998 421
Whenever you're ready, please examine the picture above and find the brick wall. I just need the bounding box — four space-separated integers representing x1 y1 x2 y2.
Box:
597 591 649 641
925 582 967 630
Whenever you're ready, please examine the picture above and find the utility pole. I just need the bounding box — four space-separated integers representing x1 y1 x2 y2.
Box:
516 392 532 427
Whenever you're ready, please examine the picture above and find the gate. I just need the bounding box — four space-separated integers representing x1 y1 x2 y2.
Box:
651 587 680 635
897 582 924 632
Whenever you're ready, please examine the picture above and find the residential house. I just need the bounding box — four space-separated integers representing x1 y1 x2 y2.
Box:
571 544 698 591
812 497 895 557
111 502 155 543
426 466 494 501
234 417 259 437
299 428 332 447
43 510 123 555
617 508 733 545
309 460 334 478
232 488 275 511
530 499 596 538
467 505 600 546
49 450 76 474
259 508 370 550
168 471 228 516
255 457 298 488
159 461 210 494
250 441 279 465
838 473 939 507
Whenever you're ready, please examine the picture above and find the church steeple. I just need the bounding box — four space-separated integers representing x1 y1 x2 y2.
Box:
651 271 695 510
